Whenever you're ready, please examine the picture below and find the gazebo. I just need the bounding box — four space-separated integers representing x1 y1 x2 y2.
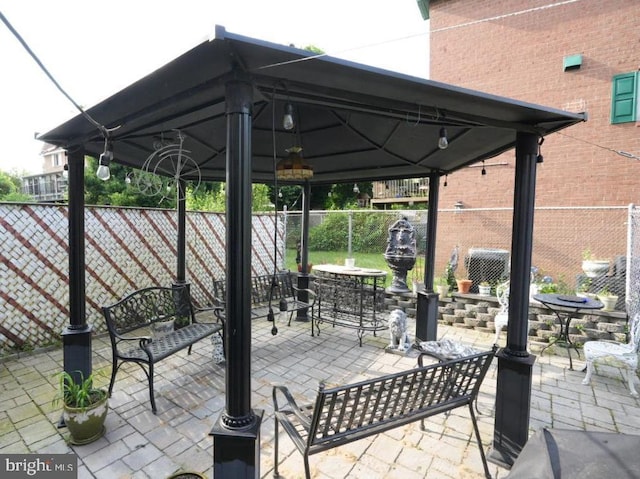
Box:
40 26 585 477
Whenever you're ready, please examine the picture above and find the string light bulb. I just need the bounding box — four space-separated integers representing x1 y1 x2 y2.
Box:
481 161 486 175
444 174 448 187
283 103 294 131
438 127 449 150
96 142 113 181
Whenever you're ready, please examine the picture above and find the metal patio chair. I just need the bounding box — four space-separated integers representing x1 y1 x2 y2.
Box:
582 313 640 397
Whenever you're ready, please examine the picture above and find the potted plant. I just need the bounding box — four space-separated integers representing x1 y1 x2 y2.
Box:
456 277 472 294
54 371 108 445
434 276 449 297
597 287 619 311
576 277 597 300
581 249 610 278
478 281 491 295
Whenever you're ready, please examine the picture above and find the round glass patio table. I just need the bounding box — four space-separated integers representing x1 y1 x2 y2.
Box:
533 293 603 370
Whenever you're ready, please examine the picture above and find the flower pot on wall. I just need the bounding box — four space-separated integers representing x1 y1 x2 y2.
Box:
599 295 618 311
582 260 610 278
412 280 425 294
478 284 491 295
456 279 472 294
436 284 449 297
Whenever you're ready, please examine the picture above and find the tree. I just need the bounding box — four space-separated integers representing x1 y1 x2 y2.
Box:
84 157 177 208
0 170 31 202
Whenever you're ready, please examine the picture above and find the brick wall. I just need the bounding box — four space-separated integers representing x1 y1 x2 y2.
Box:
430 0 640 207
429 0 640 266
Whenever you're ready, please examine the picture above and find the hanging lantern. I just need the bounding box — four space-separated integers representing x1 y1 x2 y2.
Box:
276 146 313 181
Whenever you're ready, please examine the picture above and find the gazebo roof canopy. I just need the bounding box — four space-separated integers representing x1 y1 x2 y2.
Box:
40 26 585 185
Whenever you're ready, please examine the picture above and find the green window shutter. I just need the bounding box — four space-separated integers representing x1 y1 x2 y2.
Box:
611 72 638 124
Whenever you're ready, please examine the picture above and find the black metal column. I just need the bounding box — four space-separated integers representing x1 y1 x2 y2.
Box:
172 179 191 316
416 172 441 341
489 131 538 468
175 178 186 285
62 147 92 386
295 181 311 321
211 78 263 479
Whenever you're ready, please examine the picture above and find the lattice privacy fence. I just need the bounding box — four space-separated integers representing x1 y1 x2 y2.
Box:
0 203 283 354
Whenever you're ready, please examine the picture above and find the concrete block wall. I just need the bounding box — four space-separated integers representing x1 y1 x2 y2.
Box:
384 290 628 350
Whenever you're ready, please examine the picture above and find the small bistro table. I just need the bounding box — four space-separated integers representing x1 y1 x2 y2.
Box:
533 293 603 370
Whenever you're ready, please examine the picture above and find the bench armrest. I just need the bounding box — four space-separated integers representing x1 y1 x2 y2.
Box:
291 285 317 306
193 305 225 324
272 384 312 429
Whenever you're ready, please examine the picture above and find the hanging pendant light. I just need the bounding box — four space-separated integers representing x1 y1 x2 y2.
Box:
276 146 313 181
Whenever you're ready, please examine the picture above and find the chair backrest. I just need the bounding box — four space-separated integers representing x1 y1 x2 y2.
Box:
496 281 510 312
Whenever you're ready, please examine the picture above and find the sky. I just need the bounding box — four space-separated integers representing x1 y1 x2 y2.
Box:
0 1 429 175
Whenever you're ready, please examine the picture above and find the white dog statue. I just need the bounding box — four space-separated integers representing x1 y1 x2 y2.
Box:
388 309 410 352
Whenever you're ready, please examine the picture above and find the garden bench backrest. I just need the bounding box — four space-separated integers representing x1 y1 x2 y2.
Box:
103 286 187 336
213 272 296 307
307 349 494 449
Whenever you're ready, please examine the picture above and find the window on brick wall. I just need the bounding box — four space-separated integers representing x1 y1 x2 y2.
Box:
611 72 638 124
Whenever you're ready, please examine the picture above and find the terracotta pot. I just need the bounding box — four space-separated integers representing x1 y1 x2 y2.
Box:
297 263 313 273
456 279 472 294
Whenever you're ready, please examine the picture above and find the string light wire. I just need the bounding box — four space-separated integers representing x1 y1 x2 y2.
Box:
0 11 117 139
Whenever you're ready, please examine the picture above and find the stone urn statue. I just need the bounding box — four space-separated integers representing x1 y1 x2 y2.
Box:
384 217 416 293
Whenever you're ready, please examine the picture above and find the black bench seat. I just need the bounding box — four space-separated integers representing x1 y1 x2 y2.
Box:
102 285 223 413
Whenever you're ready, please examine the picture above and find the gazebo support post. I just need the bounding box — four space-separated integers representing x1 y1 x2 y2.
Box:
172 179 191 315
211 78 263 478
295 180 312 321
62 147 92 392
489 131 538 468
416 172 440 341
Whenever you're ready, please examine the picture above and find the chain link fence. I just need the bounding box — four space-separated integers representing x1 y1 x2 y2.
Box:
285 205 634 307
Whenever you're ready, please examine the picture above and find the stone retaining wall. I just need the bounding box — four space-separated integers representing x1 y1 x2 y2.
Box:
384 290 628 350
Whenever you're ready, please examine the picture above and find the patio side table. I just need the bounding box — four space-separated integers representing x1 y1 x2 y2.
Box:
533 293 603 370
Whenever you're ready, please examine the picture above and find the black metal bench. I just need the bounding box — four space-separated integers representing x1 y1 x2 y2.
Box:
312 275 387 346
272 347 497 479
212 272 316 324
101 285 223 414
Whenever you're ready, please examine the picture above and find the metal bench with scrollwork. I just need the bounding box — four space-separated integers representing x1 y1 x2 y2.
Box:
101 285 223 414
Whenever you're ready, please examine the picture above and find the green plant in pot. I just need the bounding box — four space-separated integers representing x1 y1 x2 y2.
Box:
597 286 619 311
54 370 108 445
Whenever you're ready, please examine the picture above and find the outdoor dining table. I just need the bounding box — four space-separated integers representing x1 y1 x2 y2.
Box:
311 263 388 281
311 264 388 325
533 293 603 370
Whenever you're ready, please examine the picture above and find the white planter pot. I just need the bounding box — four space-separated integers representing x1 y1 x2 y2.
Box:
599 295 618 311
478 285 491 295
582 260 610 278
436 285 449 297
150 319 175 338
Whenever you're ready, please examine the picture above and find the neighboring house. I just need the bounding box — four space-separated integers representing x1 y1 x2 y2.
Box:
428 0 640 208
371 178 429 209
22 143 67 202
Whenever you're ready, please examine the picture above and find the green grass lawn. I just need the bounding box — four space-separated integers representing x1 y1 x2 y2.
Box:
284 249 394 286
